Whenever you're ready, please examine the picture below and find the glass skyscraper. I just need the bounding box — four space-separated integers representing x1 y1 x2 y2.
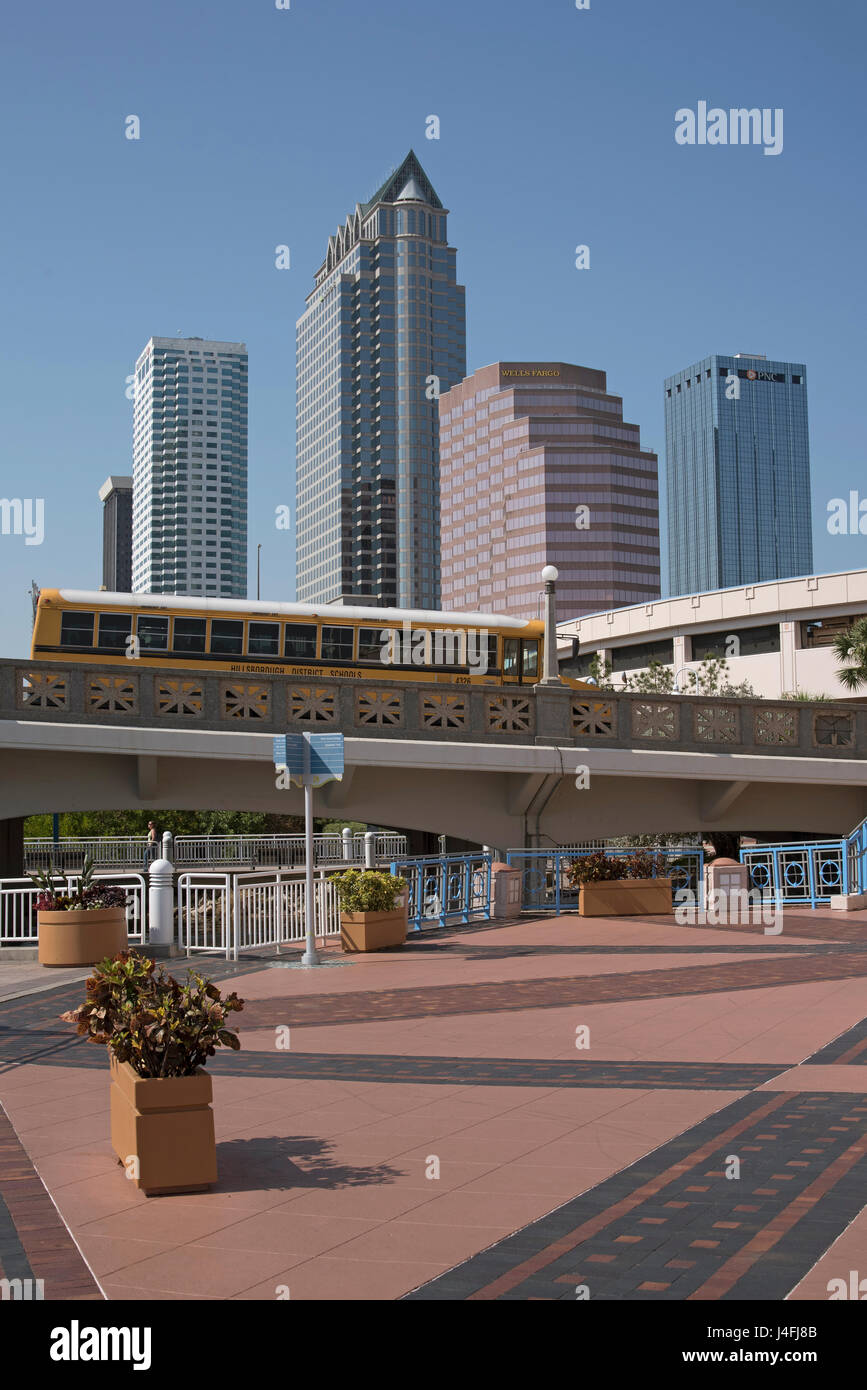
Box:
131 336 248 597
665 353 812 596
296 151 466 609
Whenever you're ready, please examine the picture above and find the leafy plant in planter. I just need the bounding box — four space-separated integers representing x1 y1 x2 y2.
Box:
61 949 244 1078
566 850 659 886
329 868 406 913
566 852 671 918
30 855 130 967
330 869 408 953
30 854 128 912
61 950 244 1196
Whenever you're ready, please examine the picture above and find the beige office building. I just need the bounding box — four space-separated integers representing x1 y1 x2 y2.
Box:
438 362 660 620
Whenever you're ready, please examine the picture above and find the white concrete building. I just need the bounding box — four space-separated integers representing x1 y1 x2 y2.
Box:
558 568 867 699
131 337 248 597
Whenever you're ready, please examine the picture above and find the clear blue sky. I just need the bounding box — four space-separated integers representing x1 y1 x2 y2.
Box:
1 0 864 656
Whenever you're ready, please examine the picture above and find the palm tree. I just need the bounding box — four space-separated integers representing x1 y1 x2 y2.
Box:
832 617 867 691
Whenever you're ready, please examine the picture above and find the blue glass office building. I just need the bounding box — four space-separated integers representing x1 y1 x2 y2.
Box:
665 354 812 596
296 152 466 609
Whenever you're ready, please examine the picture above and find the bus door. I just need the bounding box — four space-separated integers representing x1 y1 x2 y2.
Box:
503 637 540 684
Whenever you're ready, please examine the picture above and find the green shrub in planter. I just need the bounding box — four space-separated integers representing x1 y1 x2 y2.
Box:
329 869 406 913
566 850 659 886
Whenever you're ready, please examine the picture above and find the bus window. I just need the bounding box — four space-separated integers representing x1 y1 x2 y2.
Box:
136 615 168 651
97 613 131 650
210 620 244 656
321 626 354 661
503 638 519 678
521 641 539 681
60 611 95 647
248 622 279 657
484 634 499 672
173 618 207 654
285 624 316 660
358 627 384 662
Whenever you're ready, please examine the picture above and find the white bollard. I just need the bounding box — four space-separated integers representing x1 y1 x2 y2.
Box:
364 830 376 869
342 826 353 863
148 858 175 947
162 830 174 864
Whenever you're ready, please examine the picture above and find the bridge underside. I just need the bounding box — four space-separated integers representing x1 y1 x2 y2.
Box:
3 732 866 850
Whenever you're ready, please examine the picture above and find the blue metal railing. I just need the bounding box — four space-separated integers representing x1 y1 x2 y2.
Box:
505 847 703 914
742 814 867 907
844 814 867 896
389 854 493 932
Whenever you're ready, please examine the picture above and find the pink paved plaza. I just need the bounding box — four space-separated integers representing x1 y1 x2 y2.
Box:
2 908 867 1301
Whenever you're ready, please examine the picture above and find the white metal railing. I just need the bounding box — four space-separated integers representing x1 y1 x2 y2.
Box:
24 832 407 871
24 838 150 872
177 868 341 959
0 873 147 947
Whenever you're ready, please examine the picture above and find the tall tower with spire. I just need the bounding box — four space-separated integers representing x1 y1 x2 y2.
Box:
295 151 466 609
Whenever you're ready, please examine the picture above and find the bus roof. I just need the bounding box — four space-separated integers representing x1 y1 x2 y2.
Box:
47 589 538 632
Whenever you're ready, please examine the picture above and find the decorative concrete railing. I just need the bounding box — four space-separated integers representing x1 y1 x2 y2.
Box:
2 659 866 759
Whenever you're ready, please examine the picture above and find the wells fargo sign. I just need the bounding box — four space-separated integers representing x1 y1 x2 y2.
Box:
501 367 561 378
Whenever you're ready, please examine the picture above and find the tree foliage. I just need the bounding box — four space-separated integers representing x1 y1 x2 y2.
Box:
24 809 306 838
832 617 867 692
587 654 755 697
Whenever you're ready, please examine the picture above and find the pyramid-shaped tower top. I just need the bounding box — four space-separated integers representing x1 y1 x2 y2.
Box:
362 151 443 212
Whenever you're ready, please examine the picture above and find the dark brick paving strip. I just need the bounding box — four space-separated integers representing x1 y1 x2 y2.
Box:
405 1092 867 1301
0 1102 102 1301
232 951 867 1029
3 950 867 1041
807 1014 867 1065
0 1041 789 1090
402 940 867 959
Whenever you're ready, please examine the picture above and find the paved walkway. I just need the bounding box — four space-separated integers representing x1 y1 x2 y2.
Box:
1 908 866 1300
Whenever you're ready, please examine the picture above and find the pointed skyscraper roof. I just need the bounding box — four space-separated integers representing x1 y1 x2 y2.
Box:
362 151 443 213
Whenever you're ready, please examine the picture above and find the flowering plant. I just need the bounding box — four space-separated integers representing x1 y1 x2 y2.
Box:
30 855 128 912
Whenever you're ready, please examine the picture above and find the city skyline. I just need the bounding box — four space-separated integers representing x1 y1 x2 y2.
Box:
1 0 864 657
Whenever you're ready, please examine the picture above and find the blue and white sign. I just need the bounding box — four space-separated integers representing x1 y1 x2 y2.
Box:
273 733 344 788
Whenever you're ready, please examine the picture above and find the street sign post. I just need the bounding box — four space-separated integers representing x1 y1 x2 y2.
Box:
273 733 345 965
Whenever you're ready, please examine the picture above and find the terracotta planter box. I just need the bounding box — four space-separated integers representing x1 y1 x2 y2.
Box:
37 907 128 968
109 1055 217 1196
340 906 407 953
578 877 673 917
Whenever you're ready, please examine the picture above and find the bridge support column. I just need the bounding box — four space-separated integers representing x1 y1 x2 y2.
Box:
0 817 24 878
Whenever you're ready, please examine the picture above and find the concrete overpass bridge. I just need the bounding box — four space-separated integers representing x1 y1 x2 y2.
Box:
1 658 866 864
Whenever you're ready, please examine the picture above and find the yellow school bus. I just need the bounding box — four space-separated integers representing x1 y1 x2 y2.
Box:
32 589 590 688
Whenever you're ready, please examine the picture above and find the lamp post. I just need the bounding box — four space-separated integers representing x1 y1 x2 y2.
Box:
256 544 262 601
538 565 561 685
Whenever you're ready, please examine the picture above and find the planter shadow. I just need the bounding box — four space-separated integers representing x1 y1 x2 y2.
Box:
212 1134 404 1193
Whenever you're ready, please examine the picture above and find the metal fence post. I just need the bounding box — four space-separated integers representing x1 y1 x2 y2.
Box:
231 873 239 962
